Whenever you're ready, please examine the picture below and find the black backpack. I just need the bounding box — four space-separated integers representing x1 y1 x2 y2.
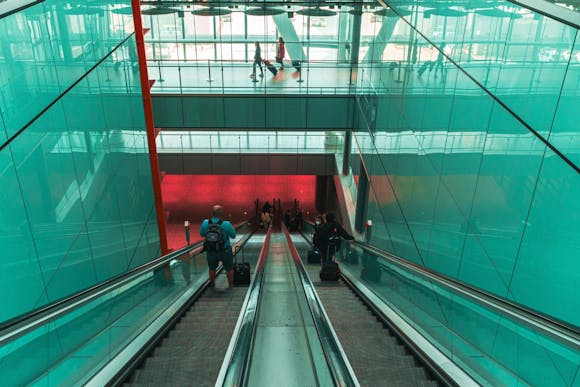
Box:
205 219 224 251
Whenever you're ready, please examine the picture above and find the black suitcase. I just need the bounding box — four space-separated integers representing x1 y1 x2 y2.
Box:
264 60 278 76
320 261 340 281
418 60 433 76
233 247 251 285
307 249 321 264
292 60 301 71
233 262 251 285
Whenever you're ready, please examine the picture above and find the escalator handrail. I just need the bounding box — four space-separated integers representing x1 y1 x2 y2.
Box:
90 224 260 386
218 228 272 387
351 240 580 348
302 220 580 345
0 221 250 346
284 225 359 387
298 226 460 386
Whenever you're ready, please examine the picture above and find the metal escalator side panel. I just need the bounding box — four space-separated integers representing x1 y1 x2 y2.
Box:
216 227 272 387
283 224 360 387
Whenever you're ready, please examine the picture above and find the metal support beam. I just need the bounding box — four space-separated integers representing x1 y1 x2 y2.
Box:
354 158 369 233
342 130 351 176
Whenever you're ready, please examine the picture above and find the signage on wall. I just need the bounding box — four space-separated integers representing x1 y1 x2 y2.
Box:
0 0 44 19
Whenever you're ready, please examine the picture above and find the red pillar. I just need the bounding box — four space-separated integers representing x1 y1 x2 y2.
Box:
131 1 169 255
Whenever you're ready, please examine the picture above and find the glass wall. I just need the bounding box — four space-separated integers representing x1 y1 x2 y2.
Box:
0 1 160 324
142 6 362 63
347 0 579 384
355 0 580 327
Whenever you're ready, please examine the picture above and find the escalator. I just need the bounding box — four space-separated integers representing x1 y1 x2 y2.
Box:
243 231 335 386
122 234 265 386
0 222 469 386
0 222 259 386
124 227 452 386
290 233 448 386
124 228 352 387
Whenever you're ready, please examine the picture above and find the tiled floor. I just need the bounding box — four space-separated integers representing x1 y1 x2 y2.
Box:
148 60 580 97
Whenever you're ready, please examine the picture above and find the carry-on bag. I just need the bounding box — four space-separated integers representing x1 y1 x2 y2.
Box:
320 246 339 281
264 60 278 76
320 260 340 281
233 246 251 285
292 60 301 71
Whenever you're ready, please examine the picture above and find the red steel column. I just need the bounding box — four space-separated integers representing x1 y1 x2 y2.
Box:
131 1 169 255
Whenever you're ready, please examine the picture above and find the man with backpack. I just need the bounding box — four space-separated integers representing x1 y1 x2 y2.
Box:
200 205 236 289
313 212 354 264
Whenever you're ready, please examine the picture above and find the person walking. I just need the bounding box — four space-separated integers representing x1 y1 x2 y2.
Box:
261 211 271 229
199 205 237 289
251 41 263 79
262 201 271 214
434 42 446 78
276 37 285 69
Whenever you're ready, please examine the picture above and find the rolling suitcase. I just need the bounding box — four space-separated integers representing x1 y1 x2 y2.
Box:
264 60 278 76
292 60 301 71
320 260 340 281
418 60 433 76
233 247 251 285
320 246 339 281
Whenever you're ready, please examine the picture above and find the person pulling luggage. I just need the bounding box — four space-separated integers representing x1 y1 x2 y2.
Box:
198 204 236 289
313 212 354 264
276 37 285 69
250 41 263 80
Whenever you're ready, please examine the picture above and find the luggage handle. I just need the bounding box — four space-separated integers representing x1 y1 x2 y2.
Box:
234 244 245 263
323 245 336 266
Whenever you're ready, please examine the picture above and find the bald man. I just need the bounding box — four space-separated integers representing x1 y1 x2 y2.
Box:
200 205 236 289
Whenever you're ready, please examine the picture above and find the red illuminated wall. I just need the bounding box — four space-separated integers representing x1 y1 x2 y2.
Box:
162 175 316 250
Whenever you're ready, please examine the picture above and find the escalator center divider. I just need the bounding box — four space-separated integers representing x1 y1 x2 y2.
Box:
282 224 359 387
216 227 272 387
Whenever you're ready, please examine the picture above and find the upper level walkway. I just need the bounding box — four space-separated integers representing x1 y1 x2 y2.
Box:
147 59 580 98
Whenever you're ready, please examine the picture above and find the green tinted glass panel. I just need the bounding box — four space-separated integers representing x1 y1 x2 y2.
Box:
0 5 159 324
510 149 580 326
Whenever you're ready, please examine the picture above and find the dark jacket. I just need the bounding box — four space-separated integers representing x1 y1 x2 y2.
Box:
254 46 261 61
313 220 354 257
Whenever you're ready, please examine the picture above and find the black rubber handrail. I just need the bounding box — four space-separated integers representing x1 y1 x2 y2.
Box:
0 32 136 154
220 228 272 387
298 225 457 386
0 221 250 344
0 0 44 20
284 225 359 387
302 220 579 346
107 224 260 386
355 240 580 346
